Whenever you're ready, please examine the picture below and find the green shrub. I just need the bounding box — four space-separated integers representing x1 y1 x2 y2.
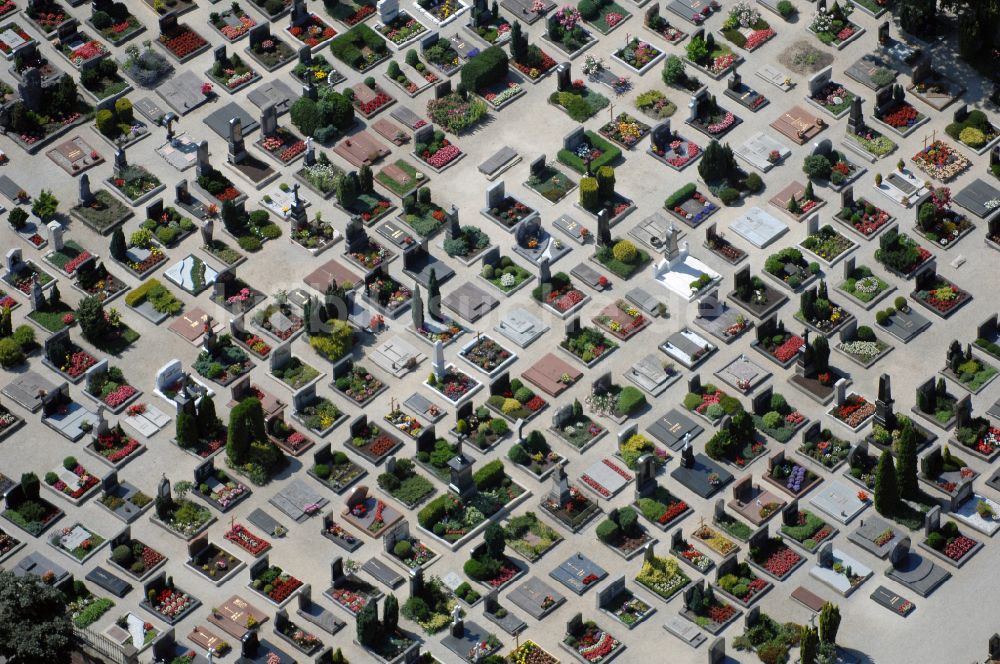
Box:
744 172 763 193
393 540 412 558
662 55 685 85
777 0 795 16
959 126 986 148
762 411 782 429
612 239 637 262
803 155 832 179
580 176 599 209
616 386 646 415
927 531 945 550
875 310 890 325
664 183 696 209
595 519 620 543
718 187 740 205
473 459 505 490
617 506 639 535
460 46 509 93
464 558 489 580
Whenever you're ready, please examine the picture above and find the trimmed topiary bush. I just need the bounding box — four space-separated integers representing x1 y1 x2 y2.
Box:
612 239 637 263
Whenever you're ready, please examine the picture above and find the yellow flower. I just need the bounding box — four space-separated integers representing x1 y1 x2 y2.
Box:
315 70 327 80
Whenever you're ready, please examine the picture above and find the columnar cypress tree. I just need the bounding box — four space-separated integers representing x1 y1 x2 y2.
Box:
356 601 379 647
800 626 819 664
0 306 11 338
895 418 919 499
818 602 840 644
226 401 251 464
873 450 898 516
49 283 61 307
382 594 399 635
176 410 199 449
427 269 441 321
484 522 506 560
196 395 217 435
812 335 830 373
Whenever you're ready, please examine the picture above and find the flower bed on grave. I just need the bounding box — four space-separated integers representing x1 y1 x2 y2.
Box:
288 13 338 48
461 335 513 373
801 225 855 263
292 54 345 85
551 81 610 122
60 33 109 69
107 166 161 204
563 620 624 662
377 458 433 508
418 462 525 542
593 300 648 341
808 3 861 47
479 79 523 110
614 38 661 72
911 140 970 183
683 384 738 425
210 5 257 41
924 520 978 564
334 365 384 405
45 457 100 501
561 325 617 364
764 247 818 290
705 411 767 468
508 431 562 478
377 12 426 45
720 3 775 52
258 128 305 164
912 274 969 316
955 422 1000 459
454 405 510 450
716 561 770 606
557 131 621 174
250 564 303 604
86 366 138 410
159 24 208 60
25 0 68 37
835 197 891 238
0 22 36 58
652 133 702 170
117 232 167 278
328 0 377 26
427 366 480 403
365 272 411 313
193 336 253 386
108 537 164 579
91 426 143 466
483 196 536 230
195 468 249 512
154 495 213 539
510 641 559 664
348 422 401 463
749 537 802 580
47 339 99 381
416 130 463 170
795 286 851 335
505 512 563 561
312 450 365 492
685 35 738 78
599 112 650 149
845 112 896 152
874 229 931 277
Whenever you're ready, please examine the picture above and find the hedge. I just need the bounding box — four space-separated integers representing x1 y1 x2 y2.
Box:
418 494 450 528
329 24 387 69
460 46 509 92
473 459 506 490
616 386 646 415
557 131 621 173
664 183 696 209
124 278 165 307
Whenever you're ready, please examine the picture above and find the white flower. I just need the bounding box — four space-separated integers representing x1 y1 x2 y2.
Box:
500 272 516 287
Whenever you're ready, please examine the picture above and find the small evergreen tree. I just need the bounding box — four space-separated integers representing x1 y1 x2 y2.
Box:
427 269 441 321
110 227 126 261
895 418 919 499
873 450 898 516
801 626 819 664
483 522 505 560
356 601 379 647
818 602 841 644
48 283 61 307
175 410 199 448
76 295 107 342
382 594 399 635
0 306 10 338
359 164 373 193
196 395 217 435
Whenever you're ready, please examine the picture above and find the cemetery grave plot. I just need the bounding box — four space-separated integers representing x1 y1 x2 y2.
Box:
291 53 346 86
871 87 928 138
670 530 714 574
209 3 258 42
885 537 951 598
704 224 746 264
660 328 716 370
597 578 654 630
49 522 106 563
686 92 741 139
186 537 246 585
95 474 152 522
105 613 157 652
46 137 104 176
84 363 140 413
140 573 201 625
376 9 428 49
806 68 857 119
713 558 772 607
795 281 855 336
648 122 702 172
718 2 775 52
678 579 741 635
837 261 892 309
41 335 97 385
223 523 270 558
806 1 863 48
580 457 633 501
953 178 1000 221
730 208 788 250
375 159 426 198
0 402 24 443
206 594 270 639
912 187 973 249
734 132 790 173
341 487 403 538
150 481 215 540
286 9 339 51
558 129 622 175
836 326 892 368
683 32 741 80
781 506 837 553
877 166 928 210
714 353 770 394
598 111 651 150
485 374 549 423
809 544 872 596
763 245 818 292
870 585 915 618
376 456 435 509
156 16 210 63
0 21 38 60
746 533 804 582
727 477 784 527
944 107 1000 155
192 335 255 387
750 390 807 443
919 445 978 500
560 321 618 367
592 300 649 341
512 219 571 267
770 105 825 145
2 259 55 297
727 268 788 322
662 185 718 230
909 270 970 320
560 614 626 664
722 73 769 113
247 558 304 606
191 463 252 514
322 514 363 552
526 163 577 204
550 80 610 122
808 481 868 525
482 182 539 232
906 65 964 112
835 192 894 240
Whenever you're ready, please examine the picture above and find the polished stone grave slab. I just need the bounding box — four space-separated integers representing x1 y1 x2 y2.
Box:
646 410 704 450
495 307 549 348
204 102 260 138
729 207 788 248
362 557 404 589
247 79 295 114
549 553 607 595
809 481 868 524
953 178 1000 219
442 282 499 323
507 577 566 620
269 479 328 523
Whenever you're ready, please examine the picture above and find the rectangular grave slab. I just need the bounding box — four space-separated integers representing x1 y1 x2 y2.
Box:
869 585 915 616
729 207 788 248
403 392 446 422
507 577 566 619
362 557 405 589
881 308 930 344
625 354 681 396
848 516 903 558
663 616 706 648
670 453 733 498
570 262 605 291
495 308 548 348
247 80 296 114
790 586 826 612
86 566 132 597
549 554 607 595
647 410 703 450
204 103 260 139
2 371 56 412
809 481 868 524
269 479 328 522
953 178 1000 220
479 146 520 179
389 105 425 129
247 508 286 538
157 71 212 116
442 282 498 323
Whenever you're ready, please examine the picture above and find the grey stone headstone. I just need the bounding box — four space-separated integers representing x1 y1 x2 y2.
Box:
924 506 941 538
713 498 726 522
261 103 279 137
564 316 581 336
412 285 424 330
556 62 571 91
552 403 573 429
102 471 120 493
157 475 171 500
200 218 214 246
298 45 312 65
432 340 445 379
248 23 270 47
18 69 43 112
304 137 315 165
529 154 546 176
5 248 22 274
434 80 452 99
228 118 247 164
28 274 45 311
302 81 318 101
889 537 910 568
420 31 440 51
818 542 834 568
378 0 400 23
196 141 211 176
213 45 228 63
114 148 128 176
651 120 672 149
485 181 505 210
47 221 64 252
707 637 725 664
597 209 612 246
562 127 586 152
414 123 435 145
79 174 93 205
807 66 833 96
270 342 293 372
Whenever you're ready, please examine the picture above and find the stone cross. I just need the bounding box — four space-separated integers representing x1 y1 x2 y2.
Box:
680 433 694 468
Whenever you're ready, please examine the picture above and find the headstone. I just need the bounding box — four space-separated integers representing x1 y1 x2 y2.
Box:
79 174 93 205
782 499 799 526
270 342 293 373
291 0 308 23
47 222 64 252
954 395 972 429
807 66 833 97
538 256 551 285
889 537 910 568
529 154 546 177
28 274 45 311
379 0 400 23
634 454 656 497
924 506 940 538
818 542 834 568
261 103 278 137
434 80 452 99
431 340 445 379
200 218 214 246
562 126 586 153
304 137 315 166
680 433 694 468
552 404 573 429
196 141 211 176
875 373 895 429
18 69 43 112
597 209 611 246
485 181 505 211
411 285 424 330
556 62 571 91
113 148 128 176
549 467 571 505
414 123 434 146
227 118 247 164
6 248 23 274
707 637 725 664
157 475 171 501
878 21 889 46
728 71 741 92
847 96 865 134
302 81 318 101
175 179 190 204
445 205 460 240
